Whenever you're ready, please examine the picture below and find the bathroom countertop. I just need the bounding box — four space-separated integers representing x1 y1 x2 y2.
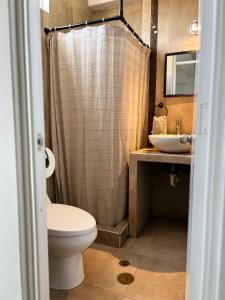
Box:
130 147 192 165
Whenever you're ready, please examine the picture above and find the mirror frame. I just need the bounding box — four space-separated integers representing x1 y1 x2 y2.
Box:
163 50 196 98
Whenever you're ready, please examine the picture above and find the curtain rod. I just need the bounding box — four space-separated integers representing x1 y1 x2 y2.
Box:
43 0 149 48
44 16 149 48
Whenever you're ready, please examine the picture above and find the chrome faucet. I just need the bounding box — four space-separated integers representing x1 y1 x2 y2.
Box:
176 119 181 135
180 135 193 145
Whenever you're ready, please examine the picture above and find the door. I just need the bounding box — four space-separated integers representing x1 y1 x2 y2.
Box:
187 0 225 299
0 1 49 299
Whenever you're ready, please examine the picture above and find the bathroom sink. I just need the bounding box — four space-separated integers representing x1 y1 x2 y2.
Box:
149 134 192 153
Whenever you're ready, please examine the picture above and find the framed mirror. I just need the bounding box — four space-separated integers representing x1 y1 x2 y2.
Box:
164 51 197 97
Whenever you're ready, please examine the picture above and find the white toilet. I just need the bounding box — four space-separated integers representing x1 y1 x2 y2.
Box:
45 148 97 290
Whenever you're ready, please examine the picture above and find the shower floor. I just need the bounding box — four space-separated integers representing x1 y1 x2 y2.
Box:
50 218 187 300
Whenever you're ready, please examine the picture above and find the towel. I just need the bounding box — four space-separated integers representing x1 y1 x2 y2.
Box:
152 116 167 134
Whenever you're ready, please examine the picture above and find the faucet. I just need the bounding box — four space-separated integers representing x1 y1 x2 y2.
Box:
176 119 181 135
180 135 193 145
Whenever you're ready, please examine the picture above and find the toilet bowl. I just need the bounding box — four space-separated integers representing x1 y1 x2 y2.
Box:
45 148 97 290
47 203 97 290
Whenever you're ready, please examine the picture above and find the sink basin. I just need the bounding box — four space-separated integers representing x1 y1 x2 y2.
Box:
149 134 192 153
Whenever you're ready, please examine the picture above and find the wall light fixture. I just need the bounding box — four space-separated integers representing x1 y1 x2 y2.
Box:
190 20 199 35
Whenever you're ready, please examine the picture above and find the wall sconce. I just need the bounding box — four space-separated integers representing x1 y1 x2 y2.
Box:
190 20 199 35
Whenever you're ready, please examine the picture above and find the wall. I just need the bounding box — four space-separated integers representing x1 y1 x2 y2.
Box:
93 0 151 45
93 0 143 39
41 0 92 29
156 0 199 134
142 0 151 46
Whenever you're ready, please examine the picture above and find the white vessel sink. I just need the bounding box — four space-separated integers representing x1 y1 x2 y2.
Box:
149 134 192 153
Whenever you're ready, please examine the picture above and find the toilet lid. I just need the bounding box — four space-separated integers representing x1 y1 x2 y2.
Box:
47 204 96 237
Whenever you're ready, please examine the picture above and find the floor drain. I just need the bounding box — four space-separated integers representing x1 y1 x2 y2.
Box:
117 273 135 285
119 260 130 267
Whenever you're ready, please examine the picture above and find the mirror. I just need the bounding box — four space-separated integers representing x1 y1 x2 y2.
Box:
164 51 197 97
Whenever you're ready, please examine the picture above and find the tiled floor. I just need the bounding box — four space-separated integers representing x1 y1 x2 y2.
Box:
50 219 187 300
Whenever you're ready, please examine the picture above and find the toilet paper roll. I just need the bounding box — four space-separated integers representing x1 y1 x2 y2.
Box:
45 147 55 179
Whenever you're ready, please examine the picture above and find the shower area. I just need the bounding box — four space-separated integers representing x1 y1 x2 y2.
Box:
42 0 150 244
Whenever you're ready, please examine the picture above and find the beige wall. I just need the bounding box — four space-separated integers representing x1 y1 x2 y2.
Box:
41 0 92 29
142 0 151 45
93 0 144 39
92 0 151 45
156 0 199 134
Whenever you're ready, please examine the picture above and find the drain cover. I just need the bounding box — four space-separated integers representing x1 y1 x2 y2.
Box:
117 273 135 285
119 260 130 267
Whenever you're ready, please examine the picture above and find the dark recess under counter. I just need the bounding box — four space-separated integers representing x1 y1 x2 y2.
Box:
129 148 191 237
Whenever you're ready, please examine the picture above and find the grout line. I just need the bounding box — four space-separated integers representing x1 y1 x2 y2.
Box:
121 296 137 300
122 267 139 299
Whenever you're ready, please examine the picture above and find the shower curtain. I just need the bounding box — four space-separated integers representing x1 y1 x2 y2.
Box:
47 25 150 226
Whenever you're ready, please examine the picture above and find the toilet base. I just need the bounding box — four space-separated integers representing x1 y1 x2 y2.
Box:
49 253 84 290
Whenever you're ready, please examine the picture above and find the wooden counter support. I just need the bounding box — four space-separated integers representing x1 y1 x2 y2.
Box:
129 148 192 237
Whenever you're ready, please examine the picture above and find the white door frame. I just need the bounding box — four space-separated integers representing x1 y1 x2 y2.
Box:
187 0 225 299
0 1 49 299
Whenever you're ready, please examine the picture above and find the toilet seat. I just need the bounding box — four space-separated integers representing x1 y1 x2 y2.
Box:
47 204 96 237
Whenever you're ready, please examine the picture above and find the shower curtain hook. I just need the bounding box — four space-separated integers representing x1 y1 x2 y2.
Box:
102 18 105 23
54 27 56 32
68 24 71 31
85 20 88 27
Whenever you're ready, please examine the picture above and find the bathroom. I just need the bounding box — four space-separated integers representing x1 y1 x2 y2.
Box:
4 0 225 298
41 0 198 299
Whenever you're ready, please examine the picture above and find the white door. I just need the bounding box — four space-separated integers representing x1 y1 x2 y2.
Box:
0 1 24 299
0 1 49 299
187 0 225 299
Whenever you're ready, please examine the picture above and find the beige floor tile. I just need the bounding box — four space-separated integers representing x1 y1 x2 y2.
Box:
51 283 123 300
125 256 186 300
145 227 187 265
91 242 143 267
50 219 187 300
67 282 123 300
122 222 158 256
50 289 67 300
82 245 142 294
123 219 187 265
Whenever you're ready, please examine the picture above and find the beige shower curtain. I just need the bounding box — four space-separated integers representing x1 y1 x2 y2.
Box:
47 25 150 226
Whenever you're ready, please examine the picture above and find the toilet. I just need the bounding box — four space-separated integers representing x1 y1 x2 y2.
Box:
45 148 97 290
